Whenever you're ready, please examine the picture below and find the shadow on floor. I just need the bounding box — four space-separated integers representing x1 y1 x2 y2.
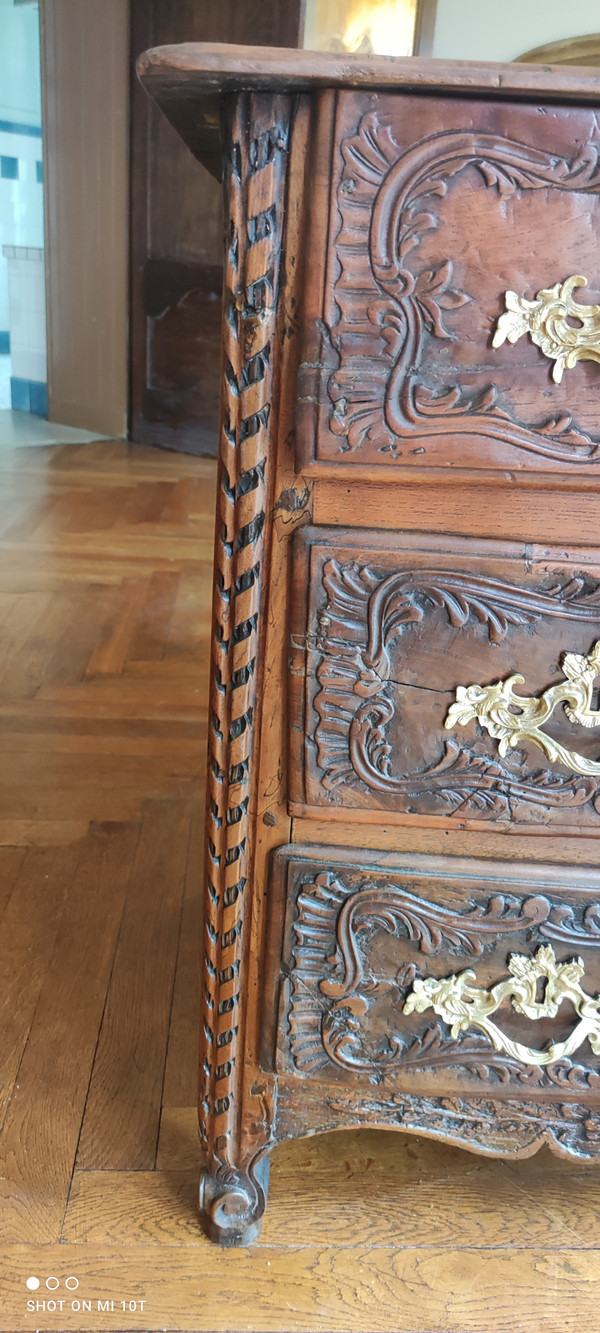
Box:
0 408 111 448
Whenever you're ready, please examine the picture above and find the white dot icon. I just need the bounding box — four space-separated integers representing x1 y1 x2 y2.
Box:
26 1277 39 1290
65 1277 79 1290
46 1277 59 1290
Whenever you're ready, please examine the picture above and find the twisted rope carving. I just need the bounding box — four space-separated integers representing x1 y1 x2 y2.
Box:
201 94 290 1172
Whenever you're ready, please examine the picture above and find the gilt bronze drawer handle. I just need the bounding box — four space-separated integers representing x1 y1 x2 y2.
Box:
444 640 600 777
492 274 600 383
403 945 600 1067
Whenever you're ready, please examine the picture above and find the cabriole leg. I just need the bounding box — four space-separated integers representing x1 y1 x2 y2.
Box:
199 1154 270 1247
198 88 292 1245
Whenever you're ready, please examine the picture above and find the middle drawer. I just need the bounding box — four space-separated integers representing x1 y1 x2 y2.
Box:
289 526 600 834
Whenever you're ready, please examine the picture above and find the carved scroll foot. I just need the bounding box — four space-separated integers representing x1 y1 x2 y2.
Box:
199 1156 270 1247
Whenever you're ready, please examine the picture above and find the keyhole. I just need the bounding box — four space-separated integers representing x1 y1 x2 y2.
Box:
535 976 547 1004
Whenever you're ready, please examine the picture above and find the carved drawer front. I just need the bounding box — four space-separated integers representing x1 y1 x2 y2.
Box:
289 526 600 832
298 91 600 475
274 845 600 1110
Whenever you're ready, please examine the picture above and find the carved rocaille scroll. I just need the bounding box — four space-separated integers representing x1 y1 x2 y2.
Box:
306 546 600 824
283 861 600 1094
318 1090 600 1160
336 117 600 462
301 102 600 469
200 91 291 1245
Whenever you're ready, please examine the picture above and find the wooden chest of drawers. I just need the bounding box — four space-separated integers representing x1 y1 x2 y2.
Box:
140 43 600 1244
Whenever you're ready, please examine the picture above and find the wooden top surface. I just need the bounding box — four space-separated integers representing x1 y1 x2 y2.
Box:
138 40 600 98
137 42 600 180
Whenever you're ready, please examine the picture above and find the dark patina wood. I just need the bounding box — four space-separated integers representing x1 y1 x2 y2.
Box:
130 12 304 457
273 847 600 1110
289 528 600 831
139 44 600 1246
298 93 600 478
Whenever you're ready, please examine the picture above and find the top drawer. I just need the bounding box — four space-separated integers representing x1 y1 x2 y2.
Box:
297 91 600 478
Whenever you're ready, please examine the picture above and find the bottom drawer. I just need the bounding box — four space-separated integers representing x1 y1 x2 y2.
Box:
273 845 600 1103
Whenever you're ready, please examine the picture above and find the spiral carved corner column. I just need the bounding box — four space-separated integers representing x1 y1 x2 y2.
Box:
198 91 292 1246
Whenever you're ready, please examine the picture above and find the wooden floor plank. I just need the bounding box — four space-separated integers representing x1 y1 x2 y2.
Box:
0 532 215 561
0 490 70 545
156 1106 203 1171
2 1240 598 1332
165 573 214 662
0 593 52 680
0 842 83 1132
63 485 130 535
40 584 117 688
0 731 201 756
0 822 140 1244
0 592 20 621
0 589 82 701
60 1146 589 1251
75 800 191 1170
85 578 152 677
128 571 181 664
28 490 89 542
0 711 203 739
0 846 27 917
36 675 207 706
0 820 88 847
0 553 206 593
0 697 203 723
160 799 204 1108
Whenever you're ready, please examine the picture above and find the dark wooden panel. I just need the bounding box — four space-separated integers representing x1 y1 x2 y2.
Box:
130 0 304 456
290 526 600 832
141 258 223 455
271 844 600 1161
297 92 600 478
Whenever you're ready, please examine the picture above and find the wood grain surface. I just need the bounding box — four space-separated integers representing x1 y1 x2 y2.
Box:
296 90 600 481
137 41 600 192
289 525 600 832
129 5 303 454
139 41 600 98
2 440 600 1331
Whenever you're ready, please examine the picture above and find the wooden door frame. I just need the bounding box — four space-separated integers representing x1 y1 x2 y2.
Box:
40 0 129 437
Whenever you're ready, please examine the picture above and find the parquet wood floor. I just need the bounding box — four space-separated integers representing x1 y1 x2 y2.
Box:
1 441 599 1333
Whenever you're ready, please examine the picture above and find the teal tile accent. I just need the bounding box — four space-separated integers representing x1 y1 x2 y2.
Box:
0 119 41 138
1 156 19 180
11 377 48 417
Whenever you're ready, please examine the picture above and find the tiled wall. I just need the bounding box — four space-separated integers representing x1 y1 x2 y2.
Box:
0 123 44 342
3 244 46 415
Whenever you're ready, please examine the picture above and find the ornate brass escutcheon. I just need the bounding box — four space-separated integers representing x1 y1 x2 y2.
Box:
403 945 600 1067
444 640 600 777
492 274 600 383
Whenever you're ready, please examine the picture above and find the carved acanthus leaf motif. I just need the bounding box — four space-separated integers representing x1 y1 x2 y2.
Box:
288 869 600 1084
328 114 600 461
313 556 600 818
320 884 551 998
348 721 596 814
322 1090 600 1160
